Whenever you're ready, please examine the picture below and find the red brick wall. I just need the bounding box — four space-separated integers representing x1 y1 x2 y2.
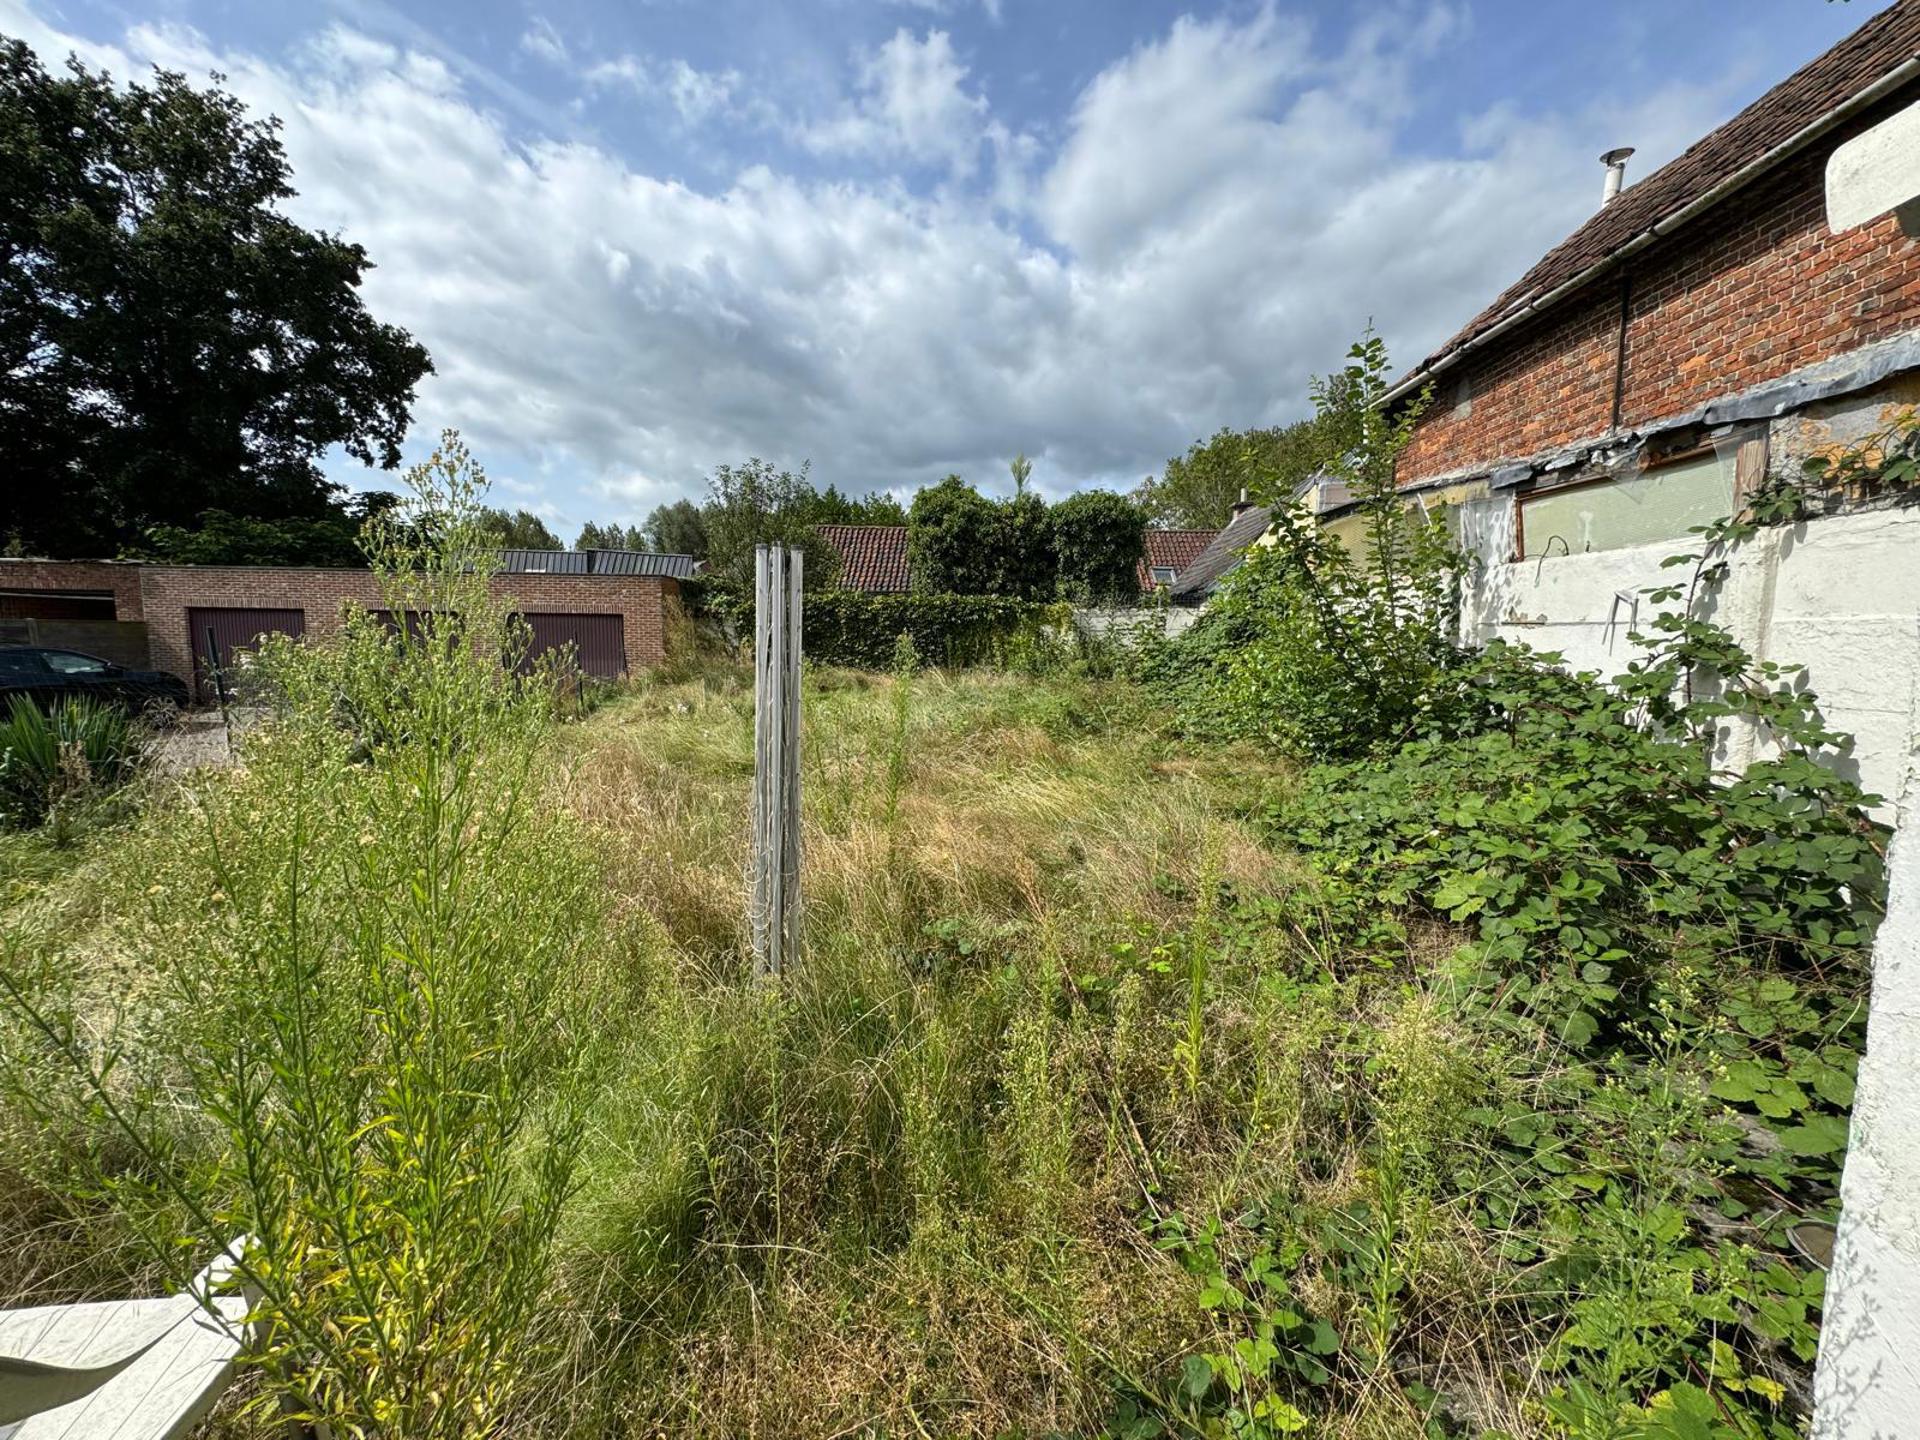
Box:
136 566 676 686
0 559 145 619
1402 90 1920 484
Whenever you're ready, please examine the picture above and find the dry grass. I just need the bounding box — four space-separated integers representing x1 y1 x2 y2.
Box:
556 665 1284 979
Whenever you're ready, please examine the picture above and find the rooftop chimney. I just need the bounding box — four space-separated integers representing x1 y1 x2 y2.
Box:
1230 488 1254 520
1600 146 1635 206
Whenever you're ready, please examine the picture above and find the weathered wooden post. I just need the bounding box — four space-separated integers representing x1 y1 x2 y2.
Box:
749 544 804 978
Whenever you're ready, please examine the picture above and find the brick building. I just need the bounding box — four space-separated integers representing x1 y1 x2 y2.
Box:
1366 1 1920 549
0 556 681 698
1259 1 1920 816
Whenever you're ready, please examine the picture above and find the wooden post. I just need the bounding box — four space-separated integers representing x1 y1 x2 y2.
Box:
749 545 804 978
782 549 804 969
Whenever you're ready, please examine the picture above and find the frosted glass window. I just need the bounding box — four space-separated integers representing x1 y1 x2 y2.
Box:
1519 451 1735 559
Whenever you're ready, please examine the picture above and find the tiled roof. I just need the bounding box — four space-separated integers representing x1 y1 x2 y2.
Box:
1170 506 1273 600
820 524 911 593
1137 530 1216 591
1407 1 1920 384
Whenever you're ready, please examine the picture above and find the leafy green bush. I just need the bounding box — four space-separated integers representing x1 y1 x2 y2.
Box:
1137 332 1459 759
1052 489 1148 604
1258 590 1883 1432
0 697 146 829
803 590 1064 669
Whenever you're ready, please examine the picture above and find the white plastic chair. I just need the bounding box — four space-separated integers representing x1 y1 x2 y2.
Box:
0 1240 251 1440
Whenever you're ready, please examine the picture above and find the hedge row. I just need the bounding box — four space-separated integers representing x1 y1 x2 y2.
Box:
802 592 1064 669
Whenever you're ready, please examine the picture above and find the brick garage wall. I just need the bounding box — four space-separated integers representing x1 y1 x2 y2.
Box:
1402 86 1920 485
138 566 677 686
0 559 145 620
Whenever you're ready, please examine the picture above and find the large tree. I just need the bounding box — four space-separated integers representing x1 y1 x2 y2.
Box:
640 499 709 558
0 40 431 557
701 458 840 599
1134 409 1347 532
478 508 563 550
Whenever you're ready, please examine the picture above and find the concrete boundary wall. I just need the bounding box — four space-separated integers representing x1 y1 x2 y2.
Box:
1459 503 1920 814
1814 750 1920 1433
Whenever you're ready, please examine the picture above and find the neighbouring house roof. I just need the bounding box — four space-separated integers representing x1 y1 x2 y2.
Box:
1138 530 1216 590
819 524 911 592
1170 506 1273 601
499 548 697 579
1398 1 1920 396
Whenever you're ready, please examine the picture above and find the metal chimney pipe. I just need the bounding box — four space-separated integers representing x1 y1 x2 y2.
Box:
1601 146 1635 206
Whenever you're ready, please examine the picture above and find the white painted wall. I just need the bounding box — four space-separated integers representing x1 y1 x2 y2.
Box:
1814 753 1920 1433
1459 502 1920 814
1072 605 1204 644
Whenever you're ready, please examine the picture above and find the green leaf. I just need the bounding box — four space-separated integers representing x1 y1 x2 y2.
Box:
1778 1114 1850 1156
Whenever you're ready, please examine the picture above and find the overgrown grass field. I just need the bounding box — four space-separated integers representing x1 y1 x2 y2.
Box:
0 437 1878 1439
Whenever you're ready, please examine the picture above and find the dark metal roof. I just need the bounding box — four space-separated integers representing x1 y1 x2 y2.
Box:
1170 505 1272 600
1407 1 1920 386
497 548 696 578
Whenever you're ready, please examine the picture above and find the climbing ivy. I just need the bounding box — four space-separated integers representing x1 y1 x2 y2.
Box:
801 591 1066 670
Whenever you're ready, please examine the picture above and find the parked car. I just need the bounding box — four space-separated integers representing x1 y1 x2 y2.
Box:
0 647 190 718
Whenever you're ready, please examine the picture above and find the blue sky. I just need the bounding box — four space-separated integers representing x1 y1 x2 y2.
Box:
0 0 1891 536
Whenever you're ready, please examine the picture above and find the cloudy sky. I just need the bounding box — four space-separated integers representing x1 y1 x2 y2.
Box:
0 0 1891 532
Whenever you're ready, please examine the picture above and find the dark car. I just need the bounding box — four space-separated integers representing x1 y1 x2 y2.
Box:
0 647 190 718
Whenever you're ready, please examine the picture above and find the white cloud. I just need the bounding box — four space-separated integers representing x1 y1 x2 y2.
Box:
583 52 744 128
518 16 567 66
799 28 991 173
0 0 1752 530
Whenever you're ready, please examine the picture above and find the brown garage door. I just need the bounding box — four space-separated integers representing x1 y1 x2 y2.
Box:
519 613 626 678
188 607 307 699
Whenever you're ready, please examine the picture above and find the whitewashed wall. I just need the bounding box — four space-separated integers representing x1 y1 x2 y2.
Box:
1459 500 1920 814
1814 755 1920 1435
1071 605 1204 644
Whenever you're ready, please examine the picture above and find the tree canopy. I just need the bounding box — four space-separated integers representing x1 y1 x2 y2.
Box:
702 459 843 599
1051 491 1147 603
640 499 709 558
0 40 431 559
1134 408 1349 532
478 508 563 550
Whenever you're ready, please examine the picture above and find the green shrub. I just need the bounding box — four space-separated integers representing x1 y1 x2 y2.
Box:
803 590 1065 669
1051 489 1148 604
1138 331 1459 759
1263 623 1882 1433
1 433 613 1437
0 697 146 829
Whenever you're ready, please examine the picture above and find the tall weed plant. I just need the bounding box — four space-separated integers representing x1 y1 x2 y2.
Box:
0 433 613 1438
1137 330 1459 759
0 696 147 832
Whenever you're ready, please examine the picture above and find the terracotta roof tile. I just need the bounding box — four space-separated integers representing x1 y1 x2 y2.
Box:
1410 1 1920 381
1138 530 1216 591
819 524 910 593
